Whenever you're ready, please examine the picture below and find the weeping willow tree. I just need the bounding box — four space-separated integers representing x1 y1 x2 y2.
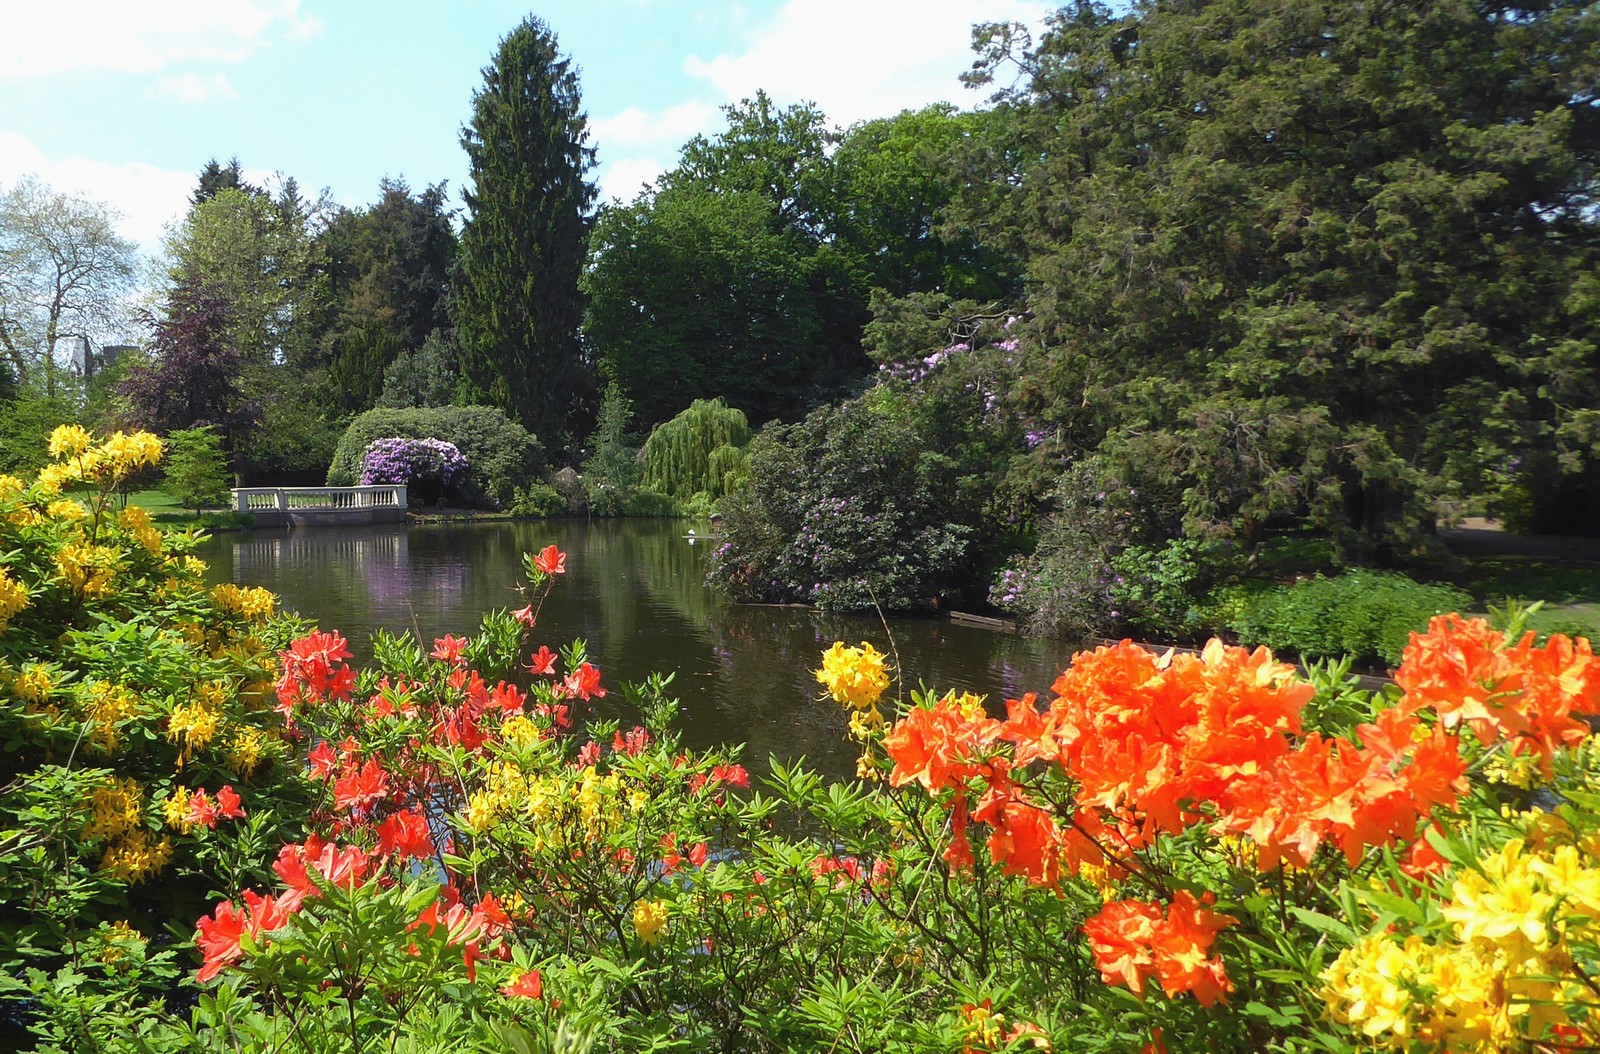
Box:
640 398 751 500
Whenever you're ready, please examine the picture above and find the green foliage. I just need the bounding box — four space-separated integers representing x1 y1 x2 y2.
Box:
1224 569 1474 667
327 405 542 510
378 329 459 409
1108 537 1235 638
455 16 596 448
639 398 750 502
711 392 986 611
161 426 230 511
0 382 78 475
585 186 830 428
959 0 1600 558
509 482 568 519
320 178 456 414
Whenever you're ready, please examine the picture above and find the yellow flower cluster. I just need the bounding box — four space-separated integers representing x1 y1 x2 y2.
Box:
225 726 271 776
818 642 895 778
12 663 53 704
47 498 87 523
38 425 162 493
94 920 145 970
83 777 144 842
162 786 195 832
55 542 118 598
99 829 173 884
117 505 162 556
633 898 669 945
0 565 26 632
210 583 276 622
816 641 891 712
168 681 227 765
1322 836 1600 1050
84 681 142 754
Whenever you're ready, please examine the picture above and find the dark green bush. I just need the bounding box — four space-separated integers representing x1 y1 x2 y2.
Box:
327 406 542 510
1226 569 1473 667
508 482 567 518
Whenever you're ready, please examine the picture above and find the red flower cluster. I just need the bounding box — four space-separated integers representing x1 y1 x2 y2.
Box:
274 630 355 720
187 784 246 828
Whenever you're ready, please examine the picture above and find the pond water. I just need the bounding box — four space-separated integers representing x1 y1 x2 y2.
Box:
196 519 1080 780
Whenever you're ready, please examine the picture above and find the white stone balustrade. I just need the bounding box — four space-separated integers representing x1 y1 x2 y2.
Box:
230 486 407 526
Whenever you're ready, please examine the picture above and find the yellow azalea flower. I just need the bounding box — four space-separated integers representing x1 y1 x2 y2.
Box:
83 777 144 841
12 663 53 704
225 727 269 776
85 682 141 754
162 787 194 832
48 424 93 459
0 569 28 629
0 474 23 501
99 830 172 884
46 498 87 522
633 898 668 945
55 542 117 598
815 641 891 710
210 583 275 621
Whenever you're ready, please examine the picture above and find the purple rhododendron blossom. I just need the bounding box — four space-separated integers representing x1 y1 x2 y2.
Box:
359 437 469 497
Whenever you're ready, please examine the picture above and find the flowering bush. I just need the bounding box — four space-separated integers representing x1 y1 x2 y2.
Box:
0 426 314 1040
359 436 469 506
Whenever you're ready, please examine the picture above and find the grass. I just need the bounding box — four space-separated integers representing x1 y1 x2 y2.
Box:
119 487 254 531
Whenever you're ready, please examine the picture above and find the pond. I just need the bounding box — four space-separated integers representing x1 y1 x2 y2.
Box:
197 519 1080 780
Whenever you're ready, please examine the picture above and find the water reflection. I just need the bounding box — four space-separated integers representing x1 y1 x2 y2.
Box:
198 521 1079 781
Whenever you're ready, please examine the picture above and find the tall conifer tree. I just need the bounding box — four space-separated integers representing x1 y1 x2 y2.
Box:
454 16 596 448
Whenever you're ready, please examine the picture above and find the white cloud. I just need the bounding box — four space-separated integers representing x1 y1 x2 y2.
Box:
596 157 666 204
1 0 322 79
0 129 193 254
683 0 1054 127
591 100 720 152
143 71 239 105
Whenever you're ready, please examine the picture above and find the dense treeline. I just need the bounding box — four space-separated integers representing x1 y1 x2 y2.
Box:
1 0 1595 621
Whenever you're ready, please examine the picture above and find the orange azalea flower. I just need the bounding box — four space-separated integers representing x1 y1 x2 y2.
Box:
1083 890 1235 1005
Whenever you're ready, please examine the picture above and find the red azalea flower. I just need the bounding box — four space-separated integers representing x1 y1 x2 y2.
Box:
501 969 542 999
431 635 467 665
511 604 537 628
187 789 219 829
525 645 559 675
533 545 566 576
215 785 246 819
332 758 389 812
563 662 605 701
307 740 338 779
376 809 434 860
575 740 601 767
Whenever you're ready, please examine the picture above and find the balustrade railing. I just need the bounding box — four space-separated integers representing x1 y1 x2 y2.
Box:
231 485 407 513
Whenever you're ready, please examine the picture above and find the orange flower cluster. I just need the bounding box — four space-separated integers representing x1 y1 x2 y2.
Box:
1396 614 1600 763
1082 890 1236 1006
881 617 1600 1005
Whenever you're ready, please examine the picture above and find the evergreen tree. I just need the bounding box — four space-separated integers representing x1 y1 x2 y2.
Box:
454 16 596 451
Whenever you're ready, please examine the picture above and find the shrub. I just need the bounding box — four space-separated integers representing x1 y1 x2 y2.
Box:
0 426 311 1036
327 405 541 510
1225 568 1473 667
508 482 567 518
709 394 981 611
359 436 469 506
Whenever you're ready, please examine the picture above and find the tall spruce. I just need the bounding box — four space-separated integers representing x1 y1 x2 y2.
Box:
454 16 596 450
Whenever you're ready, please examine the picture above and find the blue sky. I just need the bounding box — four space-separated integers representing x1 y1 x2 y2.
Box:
1 1 1054 254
